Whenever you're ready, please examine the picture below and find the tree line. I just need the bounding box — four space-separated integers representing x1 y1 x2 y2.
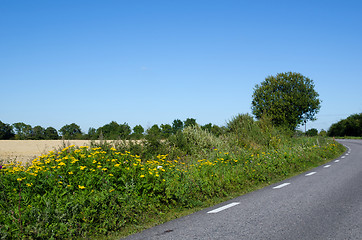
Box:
327 113 362 137
0 118 227 140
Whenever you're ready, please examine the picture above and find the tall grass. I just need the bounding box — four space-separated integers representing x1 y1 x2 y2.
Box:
0 115 345 239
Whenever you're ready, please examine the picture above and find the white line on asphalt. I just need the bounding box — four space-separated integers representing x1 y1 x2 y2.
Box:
324 165 331 168
341 156 346 159
305 172 317 176
273 183 290 189
207 202 240 213
334 160 340 163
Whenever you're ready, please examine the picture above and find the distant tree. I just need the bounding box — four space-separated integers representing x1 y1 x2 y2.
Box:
201 123 225 136
12 122 33 139
97 121 131 139
119 123 131 139
131 125 144 140
306 128 318 137
201 123 212 132
59 123 82 139
0 121 15 139
184 118 197 128
97 121 119 139
252 72 321 130
32 125 45 139
172 119 183 133
319 129 327 137
328 113 362 137
145 124 162 153
44 127 59 140
160 124 173 138
87 127 97 140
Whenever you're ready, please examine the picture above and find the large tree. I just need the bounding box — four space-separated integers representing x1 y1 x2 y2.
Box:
97 121 131 139
44 127 59 140
251 72 321 130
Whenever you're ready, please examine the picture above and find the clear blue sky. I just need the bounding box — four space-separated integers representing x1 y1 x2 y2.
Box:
1 0 361 133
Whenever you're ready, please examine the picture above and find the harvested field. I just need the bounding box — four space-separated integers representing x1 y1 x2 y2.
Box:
0 140 110 164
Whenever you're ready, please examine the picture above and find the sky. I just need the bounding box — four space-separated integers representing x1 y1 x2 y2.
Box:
1 0 362 133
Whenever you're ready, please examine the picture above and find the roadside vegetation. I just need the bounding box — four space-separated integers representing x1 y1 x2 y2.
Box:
0 114 345 239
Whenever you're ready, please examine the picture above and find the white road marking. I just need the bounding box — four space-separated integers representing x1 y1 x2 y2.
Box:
341 156 346 159
324 165 331 168
346 153 349 156
334 160 340 163
305 172 317 176
273 183 290 189
207 202 240 213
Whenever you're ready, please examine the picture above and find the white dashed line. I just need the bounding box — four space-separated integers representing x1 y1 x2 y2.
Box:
341 156 346 159
324 165 331 168
305 172 317 176
334 160 340 163
273 183 290 189
207 202 240 213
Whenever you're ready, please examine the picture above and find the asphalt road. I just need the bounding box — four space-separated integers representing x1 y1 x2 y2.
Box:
123 139 362 240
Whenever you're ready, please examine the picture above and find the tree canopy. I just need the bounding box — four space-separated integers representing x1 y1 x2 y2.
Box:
251 72 321 130
59 123 82 139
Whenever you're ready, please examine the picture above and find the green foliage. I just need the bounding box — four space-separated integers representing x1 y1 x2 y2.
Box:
328 113 362 137
0 121 14 140
13 122 32 140
59 123 82 140
172 119 183 133
12 123 59 140
179 125 226 156
87 127 98 140
32 125 45 140
131 125 144 140
96 121 131 140
160 124 172 138
319 130 327 137
184 118 197 128
252 72 321 130
44 127 59 140
201 123 212 132
306 128 318 137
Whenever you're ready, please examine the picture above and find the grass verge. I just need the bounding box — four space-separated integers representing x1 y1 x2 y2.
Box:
0 115 346 239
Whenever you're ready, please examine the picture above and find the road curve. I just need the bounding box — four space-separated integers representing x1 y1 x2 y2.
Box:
123 139 362 240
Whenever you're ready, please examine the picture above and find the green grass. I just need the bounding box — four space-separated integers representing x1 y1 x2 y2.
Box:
0 116 346 239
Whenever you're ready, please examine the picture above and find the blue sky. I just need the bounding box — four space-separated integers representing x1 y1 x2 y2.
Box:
1 0 361 133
